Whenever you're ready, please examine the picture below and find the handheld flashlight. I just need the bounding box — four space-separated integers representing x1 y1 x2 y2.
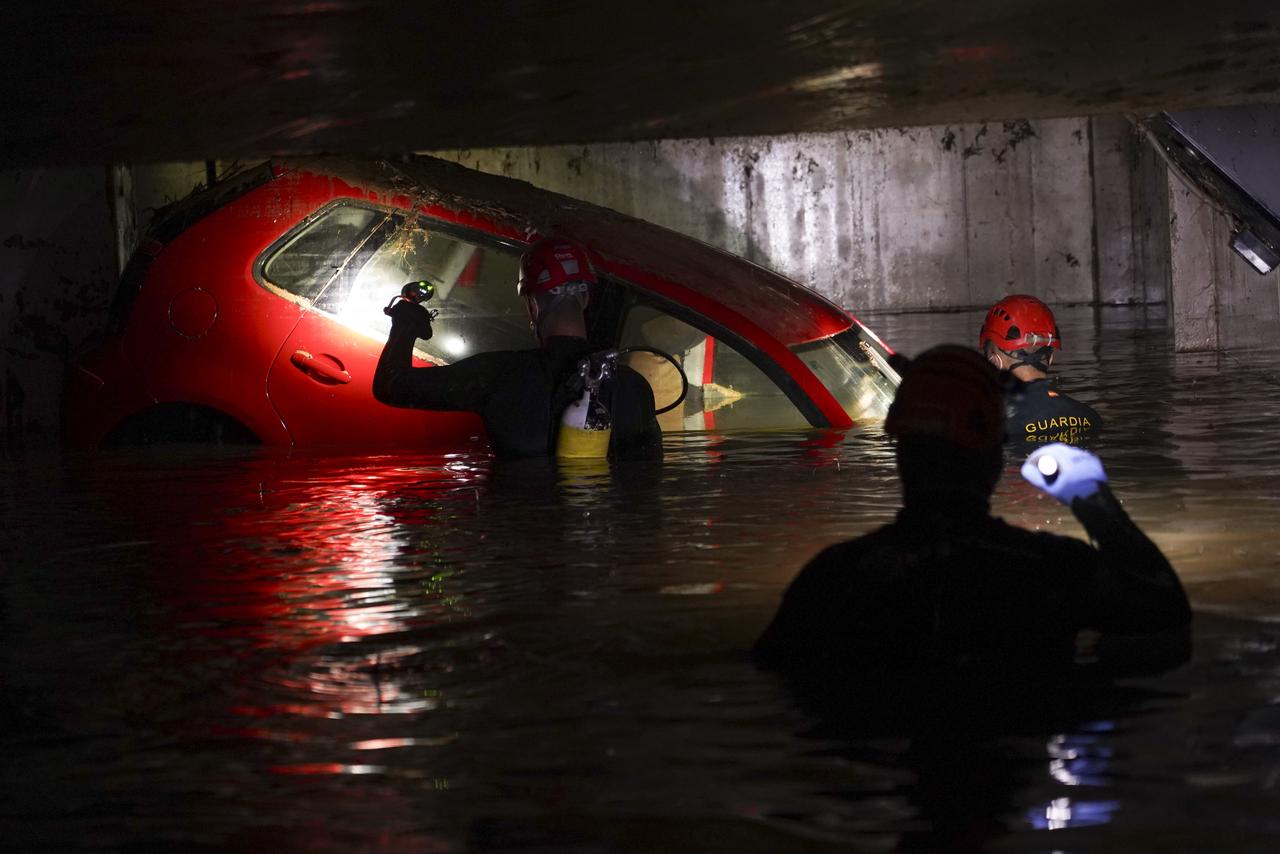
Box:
384 280 439 319
1036 453 1060 484
1021 442 1107 505
401 280 436 304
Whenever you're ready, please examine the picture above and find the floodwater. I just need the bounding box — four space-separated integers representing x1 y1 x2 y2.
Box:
4 305 1280 852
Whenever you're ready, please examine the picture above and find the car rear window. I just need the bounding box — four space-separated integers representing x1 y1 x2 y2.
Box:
257 201 529 364
261 204 389 302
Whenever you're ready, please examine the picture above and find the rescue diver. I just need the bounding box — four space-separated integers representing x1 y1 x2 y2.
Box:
979 294 1102 448
753 345 1190 678
373 237 662 460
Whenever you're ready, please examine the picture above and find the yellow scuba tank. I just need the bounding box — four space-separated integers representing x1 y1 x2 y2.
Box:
556 352 615 459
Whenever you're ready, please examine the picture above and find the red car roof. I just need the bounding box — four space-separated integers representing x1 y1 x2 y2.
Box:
278 155 855 348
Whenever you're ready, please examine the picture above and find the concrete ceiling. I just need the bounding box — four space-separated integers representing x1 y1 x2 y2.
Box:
7 1 1280 165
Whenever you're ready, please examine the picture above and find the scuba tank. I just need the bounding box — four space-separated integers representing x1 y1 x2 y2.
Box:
556 351 616 459
553 345 689 460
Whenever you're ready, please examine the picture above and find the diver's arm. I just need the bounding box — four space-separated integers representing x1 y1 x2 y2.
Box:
610 368 664 460
1022 443 1191 650
372 318 422 407
628 371 664 460
1070 486 1193 675
373 301 497 412
1071 483 1192 632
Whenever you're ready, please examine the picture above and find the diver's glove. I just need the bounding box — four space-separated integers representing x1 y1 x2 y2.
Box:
386 299 434 342
1021 442 1108 505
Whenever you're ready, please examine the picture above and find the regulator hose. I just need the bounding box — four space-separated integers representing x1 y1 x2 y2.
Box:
616 346 689 416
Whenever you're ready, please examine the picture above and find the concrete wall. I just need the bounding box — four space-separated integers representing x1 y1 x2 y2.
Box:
1167 168 1280 352
0 169 118 446
0 163 213 445
431 116 1158 313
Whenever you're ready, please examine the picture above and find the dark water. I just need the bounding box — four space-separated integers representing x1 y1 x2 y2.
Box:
4 306 1280 852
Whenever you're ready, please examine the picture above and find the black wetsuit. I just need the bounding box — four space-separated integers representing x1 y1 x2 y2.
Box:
374 329 662 460
754 486 1191 677
1009 379 1101 448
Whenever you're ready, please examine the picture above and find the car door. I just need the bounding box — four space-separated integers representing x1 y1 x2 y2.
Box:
263 202 531 448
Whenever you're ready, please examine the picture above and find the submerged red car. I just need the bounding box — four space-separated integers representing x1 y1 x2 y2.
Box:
65 155 899 450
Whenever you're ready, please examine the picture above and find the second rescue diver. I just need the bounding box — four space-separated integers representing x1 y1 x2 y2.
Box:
979 294 1102 448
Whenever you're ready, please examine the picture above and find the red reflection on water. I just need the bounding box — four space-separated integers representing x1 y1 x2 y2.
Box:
270 762 347 775
157 454 488 654
209 723 313 742
947 44 1013 63
229 702 337 720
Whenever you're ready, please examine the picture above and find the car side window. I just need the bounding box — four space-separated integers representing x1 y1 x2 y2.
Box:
260 204 387 303
618 302 808 432
314 214 529 365
259 203 530 365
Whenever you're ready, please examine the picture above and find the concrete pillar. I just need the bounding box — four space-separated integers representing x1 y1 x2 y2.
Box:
0 168 118 441
1213 224 1280 351
1167 174 1220 351
0 161 216 440
1166 168 1280 352
1132 132 1172 306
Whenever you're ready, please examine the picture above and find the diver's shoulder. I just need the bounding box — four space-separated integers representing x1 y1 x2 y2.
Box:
989 514 1099 558
464 346 540 366
435 348 535 381
1050 386 1099 409
1044 380 1100 412
616 363 656 393
792 525 898 576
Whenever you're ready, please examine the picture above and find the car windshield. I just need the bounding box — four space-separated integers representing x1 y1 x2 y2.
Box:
790 326 899 422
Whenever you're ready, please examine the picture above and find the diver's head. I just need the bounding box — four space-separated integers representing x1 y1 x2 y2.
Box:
885 344 1008 506
518 237 595 343
979 294 1061 380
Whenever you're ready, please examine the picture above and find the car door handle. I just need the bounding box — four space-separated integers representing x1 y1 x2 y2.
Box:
290 349 352 384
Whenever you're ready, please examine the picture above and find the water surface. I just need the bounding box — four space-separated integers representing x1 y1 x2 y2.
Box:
4 306 1280 852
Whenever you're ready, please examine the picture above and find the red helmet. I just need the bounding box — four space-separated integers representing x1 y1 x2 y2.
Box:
979 295 1061 354
517 238 597 298
885 345 1007 450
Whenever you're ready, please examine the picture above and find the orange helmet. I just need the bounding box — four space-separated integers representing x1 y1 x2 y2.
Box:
885 345 1007 450
517 238 597 298
979 295 1061 355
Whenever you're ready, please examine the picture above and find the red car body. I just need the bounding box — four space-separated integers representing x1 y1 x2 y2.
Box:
64 156 897 451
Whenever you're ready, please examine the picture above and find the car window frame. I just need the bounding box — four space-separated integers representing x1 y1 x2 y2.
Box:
252 199 530 364
252 199 396 306
253 199 529 305
599 276 829 429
